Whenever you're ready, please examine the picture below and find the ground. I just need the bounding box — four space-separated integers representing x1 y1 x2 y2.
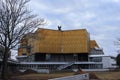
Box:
10 72 74 80
95 71 120 80
10 71 120 80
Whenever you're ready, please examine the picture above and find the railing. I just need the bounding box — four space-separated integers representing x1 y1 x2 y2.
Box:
19 61 102 65
0 58 19 63
57 62 74 70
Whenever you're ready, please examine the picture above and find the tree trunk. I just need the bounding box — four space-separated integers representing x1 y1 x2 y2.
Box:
1 51 9 80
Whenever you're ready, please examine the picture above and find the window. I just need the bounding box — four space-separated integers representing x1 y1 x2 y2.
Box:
22 53 26 55
90 57 102 62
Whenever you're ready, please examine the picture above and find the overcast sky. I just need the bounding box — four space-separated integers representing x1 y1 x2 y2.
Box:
28 0 120 56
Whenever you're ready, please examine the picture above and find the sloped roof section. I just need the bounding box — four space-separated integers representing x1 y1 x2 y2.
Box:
90 40 99 49
34 28 90 53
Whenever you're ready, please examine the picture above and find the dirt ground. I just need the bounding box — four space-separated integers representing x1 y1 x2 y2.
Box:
93 71 120 80
10 73 74 80
9 71 120 80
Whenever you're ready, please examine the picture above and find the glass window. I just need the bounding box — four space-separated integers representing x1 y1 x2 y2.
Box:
89 57 102 62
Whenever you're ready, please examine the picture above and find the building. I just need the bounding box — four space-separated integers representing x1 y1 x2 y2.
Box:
18 28 101 59
0 27 116 73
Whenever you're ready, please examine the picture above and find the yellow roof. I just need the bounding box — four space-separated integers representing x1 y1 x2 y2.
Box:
90 40 99 49
32 28 90 53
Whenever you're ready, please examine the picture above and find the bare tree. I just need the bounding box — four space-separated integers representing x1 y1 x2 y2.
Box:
116 53 120 68
0 0 44 79
114 39 120 69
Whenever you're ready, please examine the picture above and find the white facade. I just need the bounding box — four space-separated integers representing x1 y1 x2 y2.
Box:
102 56 112 69
89 55 117 69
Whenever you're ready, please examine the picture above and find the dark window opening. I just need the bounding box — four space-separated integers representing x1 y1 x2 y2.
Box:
78 53 88 61
22 53 26 55
35 53 46 61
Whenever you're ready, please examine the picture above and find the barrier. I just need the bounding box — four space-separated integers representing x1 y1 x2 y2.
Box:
49 73 89 80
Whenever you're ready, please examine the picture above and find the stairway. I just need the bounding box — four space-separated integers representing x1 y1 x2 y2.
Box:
57 62 74 70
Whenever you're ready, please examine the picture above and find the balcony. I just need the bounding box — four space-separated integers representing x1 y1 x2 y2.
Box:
19 61 102 65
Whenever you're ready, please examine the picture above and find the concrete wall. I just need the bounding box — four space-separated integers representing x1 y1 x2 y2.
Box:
82 69 109 71
49 73 89 80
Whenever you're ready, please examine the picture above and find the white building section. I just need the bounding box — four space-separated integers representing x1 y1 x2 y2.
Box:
89 55 117 69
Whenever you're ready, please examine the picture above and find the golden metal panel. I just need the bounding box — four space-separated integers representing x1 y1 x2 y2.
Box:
18 28 92 55
90 40 99 49
62 30 89 53
18 48 28 56
33 29 90 53
18 48 22 56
